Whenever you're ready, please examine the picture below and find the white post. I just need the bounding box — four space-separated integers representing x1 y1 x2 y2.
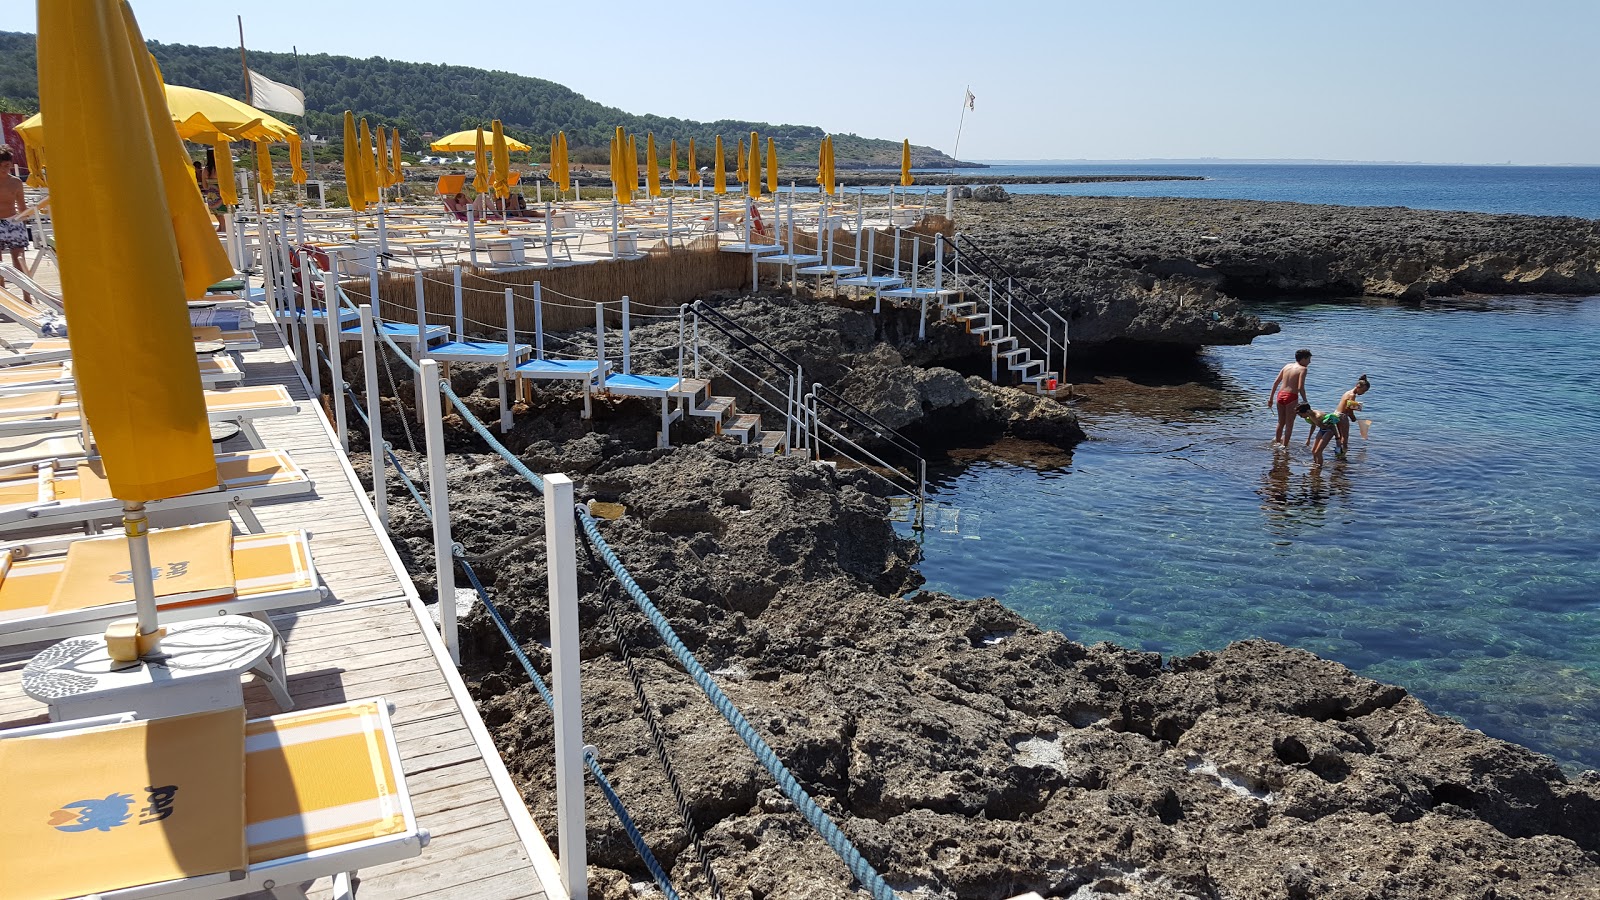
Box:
544 201 555 267
322 268 349 448
260 215 279 321
452 265 465 338
360 303 388 526
620 295 631 375
666 193 674 248
543 473 587 900
296 259 314 375
945 185 955 220
467 204 479 269
501 288 515 433
594 301 607 392
610 199 619 260
377 208 390 271
934 238 944 292
534 282 545 359
222 212 238 270
304 260 323 397
294 206 306 245
419 359 459 664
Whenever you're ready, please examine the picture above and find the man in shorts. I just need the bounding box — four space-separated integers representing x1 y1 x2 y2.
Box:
0 146 32 300
1268 348 1311 447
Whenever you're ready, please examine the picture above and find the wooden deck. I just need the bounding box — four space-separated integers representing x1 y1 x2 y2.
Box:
0 272 562 900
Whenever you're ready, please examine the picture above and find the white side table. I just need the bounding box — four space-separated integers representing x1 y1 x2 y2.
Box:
21 615 292 721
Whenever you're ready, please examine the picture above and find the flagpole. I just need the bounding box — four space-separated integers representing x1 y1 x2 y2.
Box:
952 85 971 173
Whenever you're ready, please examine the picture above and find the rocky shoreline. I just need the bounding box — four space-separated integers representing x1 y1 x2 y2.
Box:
349 271 1600 896
821 174 1205 187
951 194 1600 355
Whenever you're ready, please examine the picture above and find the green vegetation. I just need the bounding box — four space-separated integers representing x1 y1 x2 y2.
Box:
0 31 967 169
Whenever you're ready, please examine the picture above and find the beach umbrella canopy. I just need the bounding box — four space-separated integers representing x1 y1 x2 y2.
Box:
213 134 237 206
713 135 726 195
687 137 698 185
359 118 380 204
646 132 661 198
668 138 678 184
255 140 274 198
901 139 913 187
473 127 488 195
21 139 46 188
342 110 366 212
747 131 760 200
430 129 532 153
15 84 296 150
553 130 570 192
39 0 230 644
288 132 307 185
391 128 403 187
491 120 511 199
766 137 778 195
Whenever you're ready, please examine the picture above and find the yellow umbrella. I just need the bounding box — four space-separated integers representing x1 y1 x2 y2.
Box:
766 137 778 195
668 138 678 184
21 139 46 188
360 118 381 204
747 131 760 200
288 132 307 185
687 137 698 186
16 84 297 151
255 140 275 198
213 135 237 206
901 138 913 187
473 127 488 196
736 136 747 185
342 110 365 212
608 129 618 194
376 125 390 189
817 136 827 188
552 131 569 193
39 0 230 646
826 135 837 196
491 120 511 199
430 128 532 153
391 127 403 188
713 135 726 195
645 133 661 198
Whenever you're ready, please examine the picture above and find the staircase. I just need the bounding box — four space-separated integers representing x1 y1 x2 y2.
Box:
668 378 791 455
944 298 1057 390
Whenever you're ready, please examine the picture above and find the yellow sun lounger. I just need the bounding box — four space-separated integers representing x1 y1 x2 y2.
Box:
0 527 324 648
0 698 427 900
0 355 244 393
0 384 297 449
21 325 263 354
0 449 313 535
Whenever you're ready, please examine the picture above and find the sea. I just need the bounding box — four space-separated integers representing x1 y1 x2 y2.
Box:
948 162 1600 219
898 295 1600 772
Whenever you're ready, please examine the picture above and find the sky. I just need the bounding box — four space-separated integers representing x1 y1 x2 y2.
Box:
6 0 1599 165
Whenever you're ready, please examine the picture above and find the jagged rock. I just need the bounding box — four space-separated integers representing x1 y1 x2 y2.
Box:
971 185 1010 203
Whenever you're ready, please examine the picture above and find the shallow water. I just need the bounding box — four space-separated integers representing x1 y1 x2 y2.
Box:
898 296 1600 771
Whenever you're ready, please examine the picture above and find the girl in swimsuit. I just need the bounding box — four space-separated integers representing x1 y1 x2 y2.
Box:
1297 403 1343 465
1335 375 1371 451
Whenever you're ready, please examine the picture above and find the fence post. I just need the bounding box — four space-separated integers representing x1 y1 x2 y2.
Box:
467 204 479 269
419 359 458 664
501 288 515 433
296 260 313 378
945 185 954 221
543 473 587 900
322 268 348 449
305 260 325 397
360 303 388 527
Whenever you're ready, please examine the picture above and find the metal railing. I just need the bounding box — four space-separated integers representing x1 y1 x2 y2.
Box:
941 232 1070 380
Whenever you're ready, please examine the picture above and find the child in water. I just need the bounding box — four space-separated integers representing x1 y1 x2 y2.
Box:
1335 374 1371 450
1298 402 1344 465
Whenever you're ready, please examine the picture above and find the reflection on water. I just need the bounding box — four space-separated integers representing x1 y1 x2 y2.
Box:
901 296 1600 772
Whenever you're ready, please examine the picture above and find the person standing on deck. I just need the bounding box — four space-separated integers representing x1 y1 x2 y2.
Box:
0 147 35 302
1268 348 1312 447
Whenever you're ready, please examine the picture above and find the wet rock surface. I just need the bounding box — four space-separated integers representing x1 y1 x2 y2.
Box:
353 352 1600 899
957 195 1600 353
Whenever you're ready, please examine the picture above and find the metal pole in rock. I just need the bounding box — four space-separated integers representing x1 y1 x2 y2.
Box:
419 359 459 664
360 303 388 526
946 185 954 221
322 267 348 448
543 473 586 900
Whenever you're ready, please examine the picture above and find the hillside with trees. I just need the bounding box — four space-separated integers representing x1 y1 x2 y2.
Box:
0 31 970 169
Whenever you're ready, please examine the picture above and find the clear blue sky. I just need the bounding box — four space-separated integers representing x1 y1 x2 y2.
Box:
6 0 1598 164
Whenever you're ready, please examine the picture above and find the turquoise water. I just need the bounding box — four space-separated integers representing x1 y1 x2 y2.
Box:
899 296 1600 771
961 163 1600 218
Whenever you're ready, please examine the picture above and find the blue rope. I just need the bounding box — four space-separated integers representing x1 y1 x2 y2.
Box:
576 508 896 900
323 348 433 520
438 380 546 494
456 552 681 900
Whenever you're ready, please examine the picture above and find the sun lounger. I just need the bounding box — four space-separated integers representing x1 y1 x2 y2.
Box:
19 326 262 354
0 384 297 449
0 698 427 900
0 526 323 648
0 448 312 536
0 355 243 393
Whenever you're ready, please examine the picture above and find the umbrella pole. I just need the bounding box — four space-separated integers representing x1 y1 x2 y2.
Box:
122 500 161 643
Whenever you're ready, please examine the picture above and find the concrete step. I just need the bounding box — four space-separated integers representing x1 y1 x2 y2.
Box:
1009 358 1045 373
1000 347 1031 359
669 378 710 400
758 429 788 454
697 395 735 425
989 335 1018 350
727 413 762 442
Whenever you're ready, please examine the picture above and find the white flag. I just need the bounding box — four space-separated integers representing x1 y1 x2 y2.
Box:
247 69 305 116
965 89 976 111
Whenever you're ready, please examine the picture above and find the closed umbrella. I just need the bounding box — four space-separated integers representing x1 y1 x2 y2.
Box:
39 0 231 653
213 135 237 207
22 140 45 188
491 120 511 199
766 136 778 195
687 137 698 186
391 127 403 188
901 138 913 187
646 132 661 199
736 136 747 186
817 136 827 189
713 135 726 195
377 125 391 189
359 117 380 205
473 126 488 196
288 132 306 185
826 135 837 196
627 133 639 204
668 138 679 184
341 110 365 212
254 140 274 198
747 131 760 200
553 130 570 193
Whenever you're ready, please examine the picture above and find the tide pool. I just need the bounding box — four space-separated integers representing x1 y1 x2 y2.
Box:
900 296 1600 771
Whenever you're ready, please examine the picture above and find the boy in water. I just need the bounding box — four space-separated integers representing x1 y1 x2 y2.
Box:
1335 374 1371 451
1268 349 1312 446
1297 402 1343 465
